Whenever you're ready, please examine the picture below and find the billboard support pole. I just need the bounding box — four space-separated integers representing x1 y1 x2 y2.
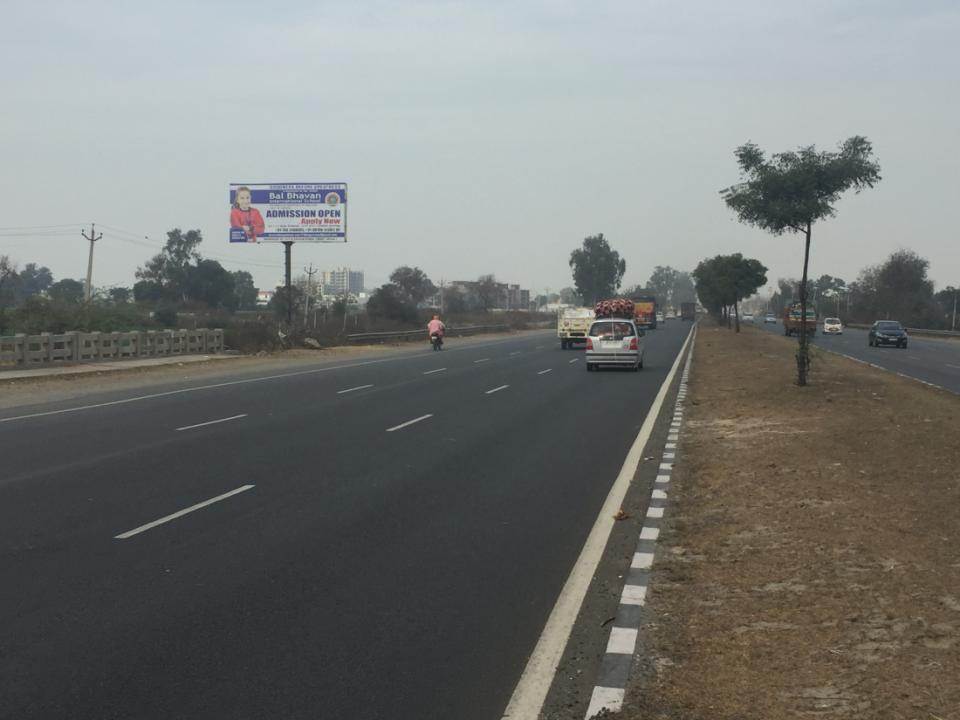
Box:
283 241 294 327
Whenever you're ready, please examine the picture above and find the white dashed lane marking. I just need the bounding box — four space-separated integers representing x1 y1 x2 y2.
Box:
386 414 434 432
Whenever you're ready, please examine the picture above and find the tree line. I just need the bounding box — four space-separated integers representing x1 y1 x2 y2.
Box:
768 249 957 330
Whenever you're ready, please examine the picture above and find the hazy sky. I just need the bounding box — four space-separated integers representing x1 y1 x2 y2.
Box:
2 0 957 297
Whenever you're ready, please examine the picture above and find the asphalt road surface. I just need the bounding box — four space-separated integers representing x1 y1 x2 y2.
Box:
754 320 960 394
1 322 692 720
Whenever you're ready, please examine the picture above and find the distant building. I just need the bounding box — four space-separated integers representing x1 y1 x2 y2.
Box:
446 279 532 311
256 289 274 306
321 267 364 295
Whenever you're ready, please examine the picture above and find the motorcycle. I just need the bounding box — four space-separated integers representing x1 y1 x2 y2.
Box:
430 332 443 351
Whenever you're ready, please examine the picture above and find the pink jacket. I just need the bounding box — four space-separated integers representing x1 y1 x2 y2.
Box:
427 319 445 336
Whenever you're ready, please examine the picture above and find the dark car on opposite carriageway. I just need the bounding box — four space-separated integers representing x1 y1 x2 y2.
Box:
868 320 909 348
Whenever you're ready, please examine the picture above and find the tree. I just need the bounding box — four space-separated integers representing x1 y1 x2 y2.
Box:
558 287 582 306
186 259 236 309
442 286 471 314
47 278 85 305
366 284 417 322
18 263 53 300
647 266 679 306
0 255 20 308
569 233 626 304
231 271 258 310
723 136 881 385
693 253 767 331
670 272 696 305
476 274 500 312
934 286 959 331
875 250 936 327
135 228 203 304
389 266 436 306
108 287 133 304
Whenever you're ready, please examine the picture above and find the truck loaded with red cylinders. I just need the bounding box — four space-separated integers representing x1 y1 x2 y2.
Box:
594 295 657 329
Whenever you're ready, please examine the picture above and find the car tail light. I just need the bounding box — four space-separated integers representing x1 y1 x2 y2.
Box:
629 337 638 350
586 338 594 350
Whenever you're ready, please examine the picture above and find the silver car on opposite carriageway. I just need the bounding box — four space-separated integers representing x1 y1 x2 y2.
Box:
585 318 644 371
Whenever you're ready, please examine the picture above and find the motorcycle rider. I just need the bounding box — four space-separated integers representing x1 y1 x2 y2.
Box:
427 314 446 348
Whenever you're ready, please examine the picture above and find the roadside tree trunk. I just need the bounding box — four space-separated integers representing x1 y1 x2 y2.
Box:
734 298 741 333
797 221 812 386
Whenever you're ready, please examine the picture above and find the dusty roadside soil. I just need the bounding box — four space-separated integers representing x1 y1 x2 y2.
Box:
623 325 960 719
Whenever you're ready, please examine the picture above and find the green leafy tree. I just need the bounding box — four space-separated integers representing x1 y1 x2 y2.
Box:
670 271 696 305
108 286 133 304
876 250 936 327
569 233 626 304
18 263 53 300
934 286 958 331
185 260 236 309
366 284 417 322
47 278 85 305
647 266 679 306
389 266 436 306
693 254 767 331
231 271 258 311
135 228 203 304
723 136 881 385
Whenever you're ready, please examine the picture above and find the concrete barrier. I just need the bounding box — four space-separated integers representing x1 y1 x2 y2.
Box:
0 329 224 367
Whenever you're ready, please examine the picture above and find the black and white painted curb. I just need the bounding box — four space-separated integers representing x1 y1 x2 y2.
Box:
583 332 696 718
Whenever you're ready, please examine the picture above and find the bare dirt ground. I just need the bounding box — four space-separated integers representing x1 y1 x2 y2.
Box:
622 324 960 720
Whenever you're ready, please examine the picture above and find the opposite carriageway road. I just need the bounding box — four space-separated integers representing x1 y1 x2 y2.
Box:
754 320 960 394
0 323 692 720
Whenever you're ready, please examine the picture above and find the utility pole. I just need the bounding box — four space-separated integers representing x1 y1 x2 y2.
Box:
952 288 958 332
439 277 445 316
81 223 102 302
303 263 317 327
282 241 294 327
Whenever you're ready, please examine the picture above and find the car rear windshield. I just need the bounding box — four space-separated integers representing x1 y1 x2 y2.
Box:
877 321 902 330
590 321 636 339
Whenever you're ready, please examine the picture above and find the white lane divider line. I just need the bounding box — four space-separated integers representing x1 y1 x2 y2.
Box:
474 358 491 364
510 351 522 356
485 384 510 395
569 358 579 364
908 355 920 360
386 414 434 432
422 368 447 375
946 363 960 370
114 484 255 539
337 384 374 394
535 345 544 349
537 369 553 375
175 414 247 432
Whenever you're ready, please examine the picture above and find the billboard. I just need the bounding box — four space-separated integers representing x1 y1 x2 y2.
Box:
229 182 347 243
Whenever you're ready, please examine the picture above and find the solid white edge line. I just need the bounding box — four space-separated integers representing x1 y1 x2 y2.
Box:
385 414 434 432
585 687 625 719
485 384 510 395
422 367 447 375
114 484 255 539
175 414 248 431
501 323 695 720
336 384 374 394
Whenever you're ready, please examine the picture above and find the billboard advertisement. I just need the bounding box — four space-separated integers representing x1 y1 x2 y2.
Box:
229 182 347 243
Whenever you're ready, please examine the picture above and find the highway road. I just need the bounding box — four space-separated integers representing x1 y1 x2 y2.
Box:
0 323 692 720
755 320 960 394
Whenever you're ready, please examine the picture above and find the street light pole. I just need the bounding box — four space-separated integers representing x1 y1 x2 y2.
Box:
952 288 957 332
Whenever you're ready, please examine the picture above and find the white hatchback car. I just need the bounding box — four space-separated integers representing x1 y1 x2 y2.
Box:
585 318 644 371
823 317 843 335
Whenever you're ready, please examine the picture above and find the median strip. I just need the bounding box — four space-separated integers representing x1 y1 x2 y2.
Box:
386 414 433 432
336 384 374 394
114 485 255 539
175 414 247 432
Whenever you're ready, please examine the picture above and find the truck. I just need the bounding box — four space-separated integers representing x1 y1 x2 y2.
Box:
782 303 817 337
558 306 595 349
629 293 658 329
680 302 696 321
